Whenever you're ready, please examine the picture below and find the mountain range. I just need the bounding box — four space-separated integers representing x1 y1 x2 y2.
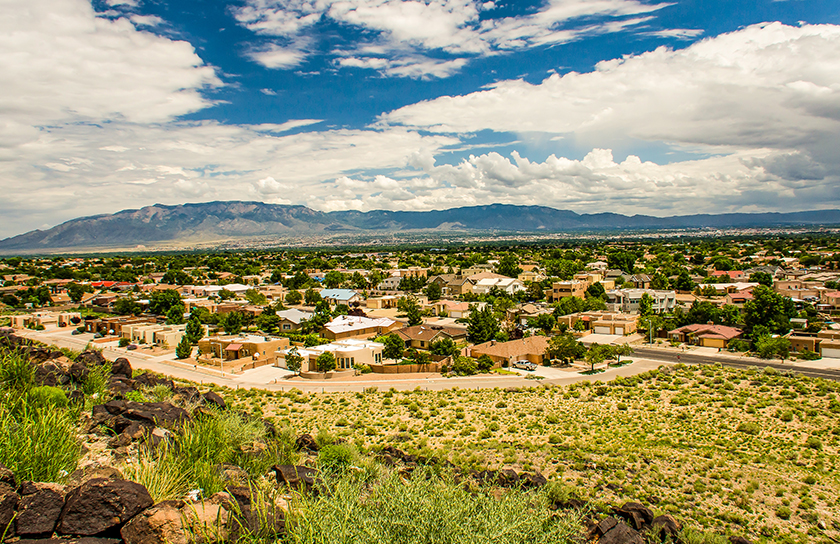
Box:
1 201 839 253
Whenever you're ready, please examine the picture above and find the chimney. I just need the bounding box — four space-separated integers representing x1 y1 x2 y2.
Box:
490 340 496 346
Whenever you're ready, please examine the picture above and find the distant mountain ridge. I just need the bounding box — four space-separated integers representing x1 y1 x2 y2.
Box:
1 201 839 252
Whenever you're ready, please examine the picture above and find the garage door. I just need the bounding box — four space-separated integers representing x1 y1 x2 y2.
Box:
822 348 840 359
594 326 611 334
615 327 624 335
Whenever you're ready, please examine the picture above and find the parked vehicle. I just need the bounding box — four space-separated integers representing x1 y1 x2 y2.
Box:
512 360 537 371
127 344 138 351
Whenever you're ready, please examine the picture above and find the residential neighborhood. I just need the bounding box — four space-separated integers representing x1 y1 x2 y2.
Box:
3 236 840 382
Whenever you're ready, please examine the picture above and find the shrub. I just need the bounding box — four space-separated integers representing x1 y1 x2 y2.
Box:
778 410 794 422
118 337 130 347
318 443 358 472
452 357 477 376
736 422 760 435
805 436 822 450
775 505 791 520
28 386 68 410
797 349 821 361
476 355 494 373
356 364 372 374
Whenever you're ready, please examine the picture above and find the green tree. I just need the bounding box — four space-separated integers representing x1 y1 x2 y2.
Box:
525 281 544 302
166 304 185 325
425 281 442 301
218 288 235 301
749 272 774 287
113 297 141 316
324 271 345 289
220 311 243 335
175 335 192 360
285 290 302 305
244 289 267 305
743 285 796 335
429 337 459 358
304 288 322 306
585 282 606 300
66 282 92 304
185 315 204 344
755 335 791 361
546 333 586 365
613 344 633 363
673 269 694 292
476 354 494 372
496 254 522 278
585 343 612 372
607 251 636 274
316 351 337 372
382 334 405 360
398 296 423 327
638 293 653 317
528 313 556 334
285 347 303 375
148 289 182 315
466 305 500 344
650 273 670 290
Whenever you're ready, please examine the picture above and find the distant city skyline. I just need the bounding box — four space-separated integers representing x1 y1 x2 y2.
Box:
1 0 839 238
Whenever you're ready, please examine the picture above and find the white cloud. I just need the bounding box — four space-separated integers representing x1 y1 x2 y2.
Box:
129 14 165 27
246 42 308 68
0 0 220 133
234 0 672 77
382 22 840 152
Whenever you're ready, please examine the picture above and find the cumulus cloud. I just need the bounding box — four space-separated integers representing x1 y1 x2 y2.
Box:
0 0 220 131
381 22 840 151
234 0 672 77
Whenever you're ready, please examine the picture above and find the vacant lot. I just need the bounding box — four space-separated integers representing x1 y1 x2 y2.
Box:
222 363 840 544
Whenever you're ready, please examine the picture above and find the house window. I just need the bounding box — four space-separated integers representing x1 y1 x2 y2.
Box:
283 324 290 330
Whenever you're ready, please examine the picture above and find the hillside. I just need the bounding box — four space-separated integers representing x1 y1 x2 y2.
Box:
1 201 839 252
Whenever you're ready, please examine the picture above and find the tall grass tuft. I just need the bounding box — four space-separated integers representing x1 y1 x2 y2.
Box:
286 468 583 544
0 349 35 396
0 401 81 482
123 443 192 502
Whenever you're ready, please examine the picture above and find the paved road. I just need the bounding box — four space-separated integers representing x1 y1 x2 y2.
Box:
633 347 840 381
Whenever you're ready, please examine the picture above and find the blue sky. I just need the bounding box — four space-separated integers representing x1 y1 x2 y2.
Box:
1 0 839 237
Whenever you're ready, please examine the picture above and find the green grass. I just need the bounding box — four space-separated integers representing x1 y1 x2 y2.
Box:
0 349 81 482
285 468 583 544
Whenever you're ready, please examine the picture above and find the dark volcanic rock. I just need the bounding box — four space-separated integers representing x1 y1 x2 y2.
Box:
295 434 319 452
16 482 67 537
58 478 153 536
652 514 681 540
77 350 107 368
68 361 90 383
272 465 319 492
202 391 226 410
614 502 654 531
106 376 135 395
110 358 132 379
729 537 754 544
0 463 15 488
599 520 644 544
35 362 71 387
0 484 20 537
120 500 186 544
520 472 547 488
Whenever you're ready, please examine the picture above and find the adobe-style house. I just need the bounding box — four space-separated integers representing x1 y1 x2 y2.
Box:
198 334 290 363
275 339 384 372
470 336 551 367
430 300 472 318
320 315 402 341
426 274 476 296
547 280 588 302
668 324 743 349
395 324 467 350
